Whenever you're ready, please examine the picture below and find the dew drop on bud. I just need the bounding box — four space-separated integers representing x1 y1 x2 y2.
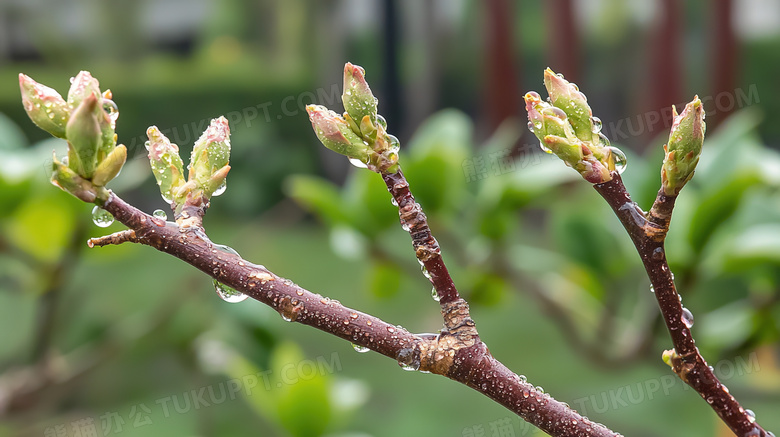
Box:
745 409 756 423
91 206 114 227
527 121 535 133
376 114 388 129
213 279 248 303
348 157 368 169
212 179 227 197
102 99 119 124
153 209 168 221
160 191 173 204
681 307 694 328
598 132 611 148
431 287 440 302
352 343 370 353
609 146 627 174
590 116 603 133
387 134 401 152
550 107 567 120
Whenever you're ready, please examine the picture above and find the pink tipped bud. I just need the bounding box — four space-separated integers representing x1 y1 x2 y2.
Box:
19 73 69 139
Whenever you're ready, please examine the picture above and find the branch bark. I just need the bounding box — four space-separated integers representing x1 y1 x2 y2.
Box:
594 172 769 437
97 191 622 437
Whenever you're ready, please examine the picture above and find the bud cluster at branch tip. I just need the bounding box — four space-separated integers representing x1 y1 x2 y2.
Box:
19 71 126 203
145 117 232 213
306 62 399 173
661 97 705 196
524 68 625 184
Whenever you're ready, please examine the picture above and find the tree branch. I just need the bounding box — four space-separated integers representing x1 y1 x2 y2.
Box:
97 191 622 437
594 172 769 437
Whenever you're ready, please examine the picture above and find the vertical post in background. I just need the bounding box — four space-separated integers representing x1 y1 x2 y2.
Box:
710 0 738 128
647 0 683 129
382 0 401 136
545 0 580 82
483 0 521 133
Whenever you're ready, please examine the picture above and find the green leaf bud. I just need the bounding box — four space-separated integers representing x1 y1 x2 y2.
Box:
146 126 186 204
306 105 371 164
18 74 70 139
66 93 101 178
188 116 232 198
92 144 127 187
543 68 594 142
661 97 705 196
342 63 378 127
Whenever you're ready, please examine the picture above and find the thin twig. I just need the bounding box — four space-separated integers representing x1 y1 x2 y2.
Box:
95 191 622 437
594 172 769 437
87 229 138 248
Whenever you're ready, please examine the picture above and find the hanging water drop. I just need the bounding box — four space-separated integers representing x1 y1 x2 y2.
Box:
102 99 119 124
160 191 173 204
527 121 535 133
376 114 387 129
390 197 398 207
91 206 114 227
387 134 400 152
212 179 227 197
396 347 420 371
213 280 248 303
348 157 368 169
352 343 370 353
681 307 694 328
598 132 611 148
609 147 628 174
421 265 432 280
539 141 553 154
590 116 603 133
431 287 440 302
153 209 168 221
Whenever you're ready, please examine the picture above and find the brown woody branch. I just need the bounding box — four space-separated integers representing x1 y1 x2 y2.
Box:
96 191 622 437
594 172 768 437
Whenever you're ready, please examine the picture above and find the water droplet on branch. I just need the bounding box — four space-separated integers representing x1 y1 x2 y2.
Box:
352 343 370 353
153 209 168 221
396 347 420 371
92 206 114 227
681 307 694 328
213 280 248 303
